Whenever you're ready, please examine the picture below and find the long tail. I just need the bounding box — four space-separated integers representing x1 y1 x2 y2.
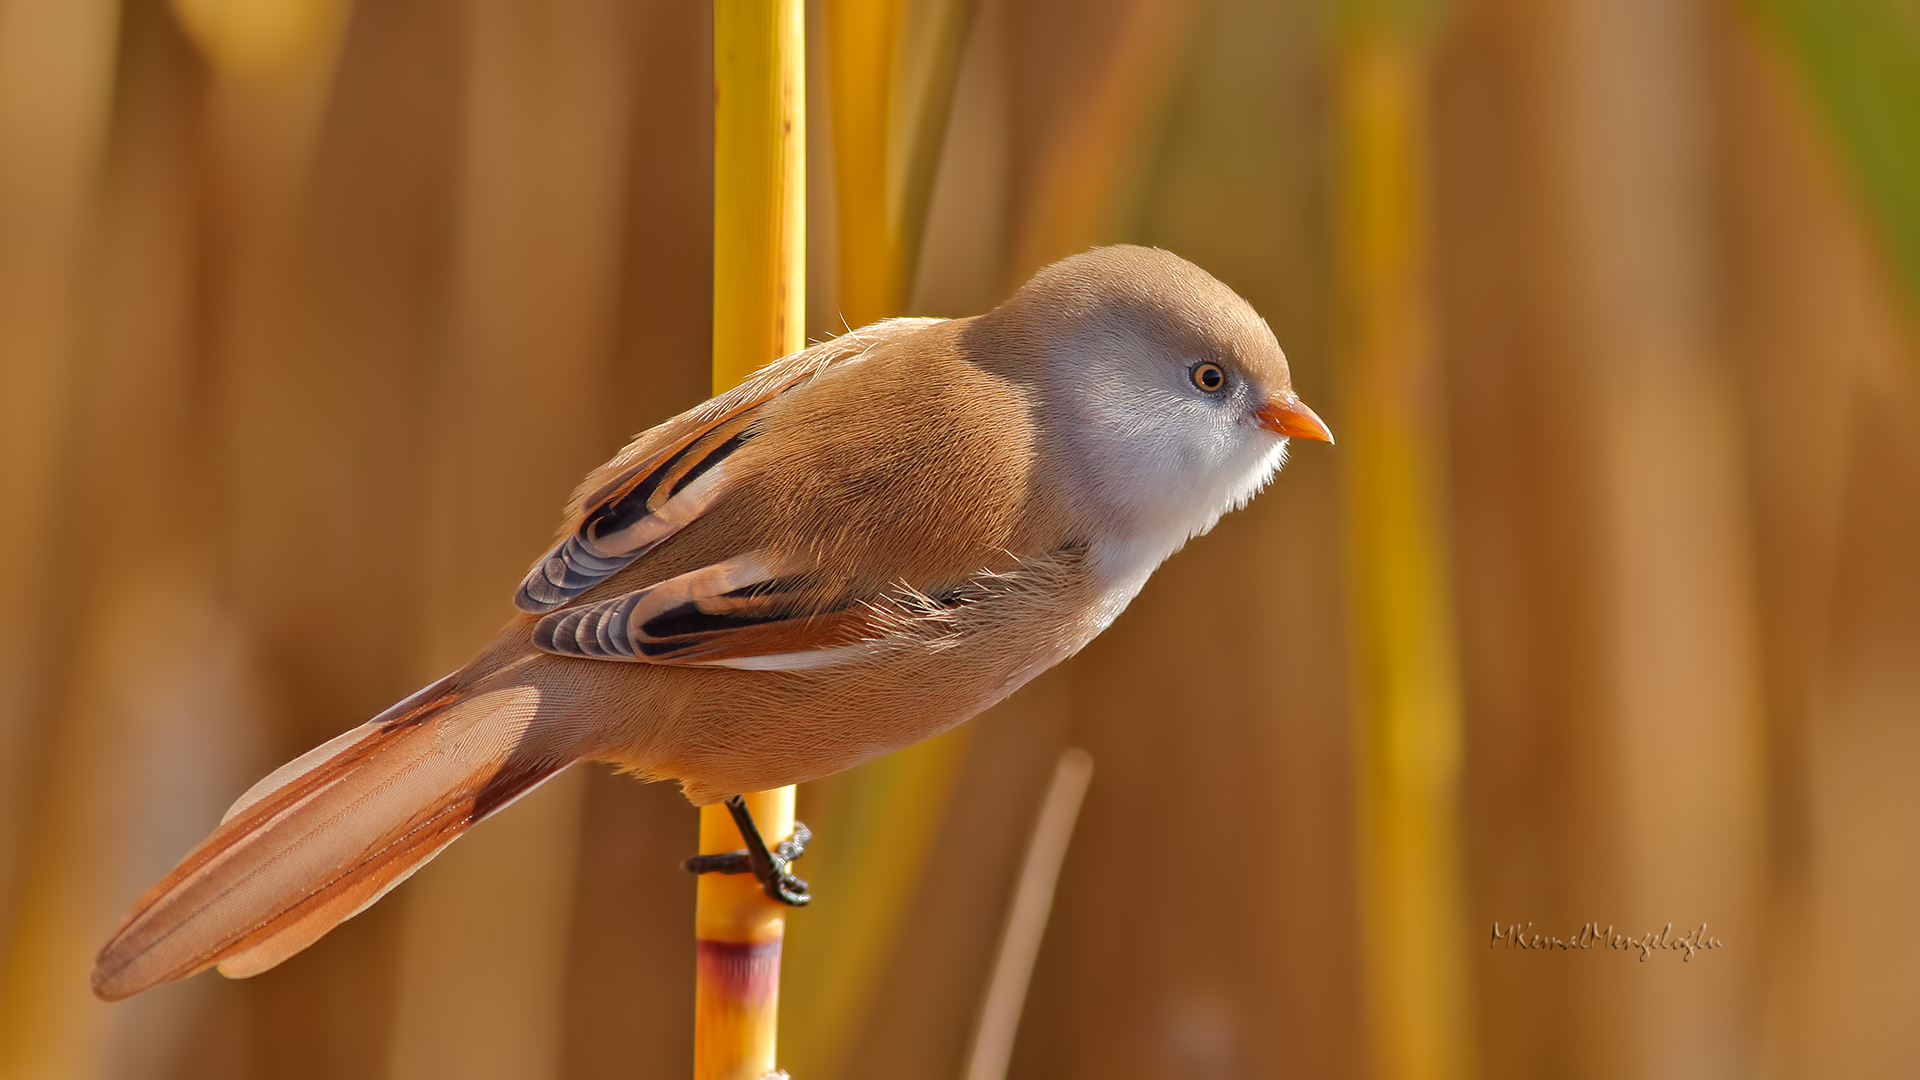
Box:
92 669 581 1001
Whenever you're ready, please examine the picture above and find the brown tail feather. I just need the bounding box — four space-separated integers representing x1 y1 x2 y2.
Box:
92 674 578 1001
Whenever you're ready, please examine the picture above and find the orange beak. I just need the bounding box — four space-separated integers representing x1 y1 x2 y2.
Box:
1255 395 1335 444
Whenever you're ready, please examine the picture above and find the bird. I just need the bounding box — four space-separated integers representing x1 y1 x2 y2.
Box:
90 244 1333 1001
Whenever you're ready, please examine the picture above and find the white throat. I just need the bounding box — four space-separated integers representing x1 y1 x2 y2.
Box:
1084 433 1289 605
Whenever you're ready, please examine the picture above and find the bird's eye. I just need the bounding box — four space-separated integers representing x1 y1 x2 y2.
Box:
1190 361 1227 393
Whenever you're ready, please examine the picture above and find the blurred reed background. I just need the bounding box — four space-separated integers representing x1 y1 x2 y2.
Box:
2 0 1918 1077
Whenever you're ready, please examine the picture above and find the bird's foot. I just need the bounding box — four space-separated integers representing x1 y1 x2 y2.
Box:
682 795 812 907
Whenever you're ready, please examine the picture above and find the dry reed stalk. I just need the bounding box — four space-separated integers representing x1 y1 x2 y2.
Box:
961 747 1093 1080
894 0 981 296
826 0 979 317
696 2 805 1078
1335 11 1474 1080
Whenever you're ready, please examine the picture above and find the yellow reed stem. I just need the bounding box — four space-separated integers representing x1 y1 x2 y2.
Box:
829 0 902 323
1336 17 1474 1080
695 791 798 1080
712 0 806 396
698 3 803 1079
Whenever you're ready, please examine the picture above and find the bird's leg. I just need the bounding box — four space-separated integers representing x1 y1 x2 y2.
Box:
682 795 812 907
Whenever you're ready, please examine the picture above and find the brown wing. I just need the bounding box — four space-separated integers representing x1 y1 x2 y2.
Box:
531 548 996 670
533 550 864 668
514 402 767 612
525 313 1063 671
515 322 938 613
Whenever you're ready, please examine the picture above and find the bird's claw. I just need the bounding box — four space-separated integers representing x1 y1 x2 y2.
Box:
682 851 752 875
764 866 811 906
681 798 813 907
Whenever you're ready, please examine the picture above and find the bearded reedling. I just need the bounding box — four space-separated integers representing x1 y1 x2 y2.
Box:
91 244 1333 1001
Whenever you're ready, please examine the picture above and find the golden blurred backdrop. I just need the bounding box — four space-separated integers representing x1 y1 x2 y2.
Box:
2 0 1918 1078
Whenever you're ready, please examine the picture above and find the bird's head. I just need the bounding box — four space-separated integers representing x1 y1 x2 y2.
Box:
982 245 1332 551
